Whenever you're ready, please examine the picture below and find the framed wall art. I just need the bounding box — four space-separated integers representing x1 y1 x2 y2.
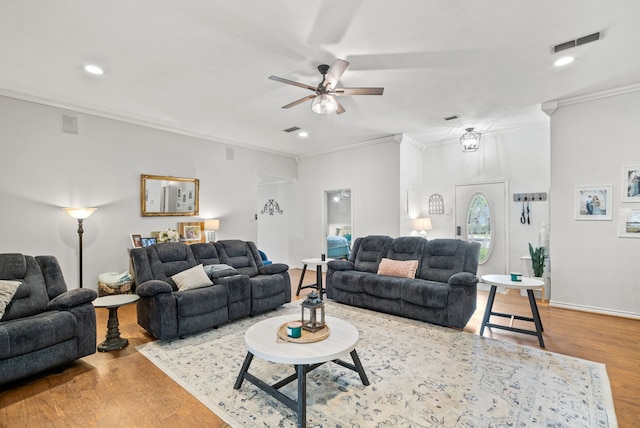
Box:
618 209 640 238
575 185 612 220
622 165 640 202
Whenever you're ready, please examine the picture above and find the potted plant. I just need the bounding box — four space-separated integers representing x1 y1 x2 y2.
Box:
528 243 545 278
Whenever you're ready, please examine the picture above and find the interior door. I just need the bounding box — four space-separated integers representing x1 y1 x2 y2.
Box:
454 181 508 279
323 188 352 258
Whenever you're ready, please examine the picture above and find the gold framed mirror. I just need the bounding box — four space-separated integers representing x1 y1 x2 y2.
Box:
140 174 199 217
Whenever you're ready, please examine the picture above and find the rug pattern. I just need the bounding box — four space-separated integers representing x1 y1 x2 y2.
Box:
137 302 617 427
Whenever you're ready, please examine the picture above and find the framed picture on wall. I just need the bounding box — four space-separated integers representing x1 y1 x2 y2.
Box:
575 185 612 220
618 209 640 238
622 165 640 202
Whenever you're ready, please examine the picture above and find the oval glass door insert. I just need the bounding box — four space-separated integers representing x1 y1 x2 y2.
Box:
467 192 492 264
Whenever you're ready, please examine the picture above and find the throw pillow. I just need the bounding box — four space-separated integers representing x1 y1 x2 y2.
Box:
171 264 213 291
203 264 234 275
377 258 419 279
0 280 21 319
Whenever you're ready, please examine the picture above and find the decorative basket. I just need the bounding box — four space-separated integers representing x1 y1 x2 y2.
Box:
98 281 133 297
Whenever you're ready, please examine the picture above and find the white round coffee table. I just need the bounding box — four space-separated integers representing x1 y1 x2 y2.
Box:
296 257 334 299
92 294 139 352
234 315 369 428
480 274 545 347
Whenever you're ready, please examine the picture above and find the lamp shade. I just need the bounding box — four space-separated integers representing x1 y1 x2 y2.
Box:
205 219 220 230
414 217 432 231
63 207 97 219
311 94 338 114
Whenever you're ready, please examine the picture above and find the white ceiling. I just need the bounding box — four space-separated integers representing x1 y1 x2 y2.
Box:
2 1 639 157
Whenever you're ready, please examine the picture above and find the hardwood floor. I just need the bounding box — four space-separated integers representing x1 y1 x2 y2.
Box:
2 270 639 427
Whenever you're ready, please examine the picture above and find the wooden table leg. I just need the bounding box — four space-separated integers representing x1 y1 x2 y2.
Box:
296 264 308 296
480 285 497 336
527 289 545 347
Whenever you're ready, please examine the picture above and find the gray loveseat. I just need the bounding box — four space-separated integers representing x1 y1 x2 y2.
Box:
326 236 480 328
130 240 290 340
0 253 97 386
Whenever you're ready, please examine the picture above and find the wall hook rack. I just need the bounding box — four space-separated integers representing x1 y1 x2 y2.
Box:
513 192 547 202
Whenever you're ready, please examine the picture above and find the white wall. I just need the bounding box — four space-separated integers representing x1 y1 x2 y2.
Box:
549 89 640 317
399 135 424 236
420 126 551 274
292 137 401 267
0 95 296 291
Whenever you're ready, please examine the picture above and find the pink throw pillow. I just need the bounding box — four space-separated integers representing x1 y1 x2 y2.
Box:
377 258 419 279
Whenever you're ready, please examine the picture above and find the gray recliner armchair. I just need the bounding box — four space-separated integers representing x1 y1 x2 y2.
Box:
0 253 97 386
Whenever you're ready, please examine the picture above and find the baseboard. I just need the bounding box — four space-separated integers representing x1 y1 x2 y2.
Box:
549 301 640 320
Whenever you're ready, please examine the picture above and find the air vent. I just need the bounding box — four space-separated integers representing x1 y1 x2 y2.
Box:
283 126 301 133
61 114 78 134
443 115 459 121
553 31 602 53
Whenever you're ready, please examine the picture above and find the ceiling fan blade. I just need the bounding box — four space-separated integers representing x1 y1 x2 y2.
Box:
335 99 346 115
335 87 384 96
324 59 349 90
282 94 316 109
269 75 317 92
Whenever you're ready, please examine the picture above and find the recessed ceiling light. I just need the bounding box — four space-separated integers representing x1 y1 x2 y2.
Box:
554 56 574 67
298 131 308 138
84 64 104 75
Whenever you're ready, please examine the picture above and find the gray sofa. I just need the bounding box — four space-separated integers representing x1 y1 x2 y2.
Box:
130 240 290 340
0 253 97 386
326 236 480 328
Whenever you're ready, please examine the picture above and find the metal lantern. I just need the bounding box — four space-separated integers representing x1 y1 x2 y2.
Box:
301 291 325 332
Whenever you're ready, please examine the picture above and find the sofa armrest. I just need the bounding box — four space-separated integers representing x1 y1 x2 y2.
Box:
258 263 288 275
209 268 240 281
327 260 355 271
448 272 479 287
136 280 174 297
47 288 97 310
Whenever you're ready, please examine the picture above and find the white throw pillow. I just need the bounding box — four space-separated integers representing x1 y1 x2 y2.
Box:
171 264 213 291
0 280 21 319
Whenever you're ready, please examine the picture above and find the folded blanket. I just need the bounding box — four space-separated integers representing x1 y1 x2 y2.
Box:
98 272 133 287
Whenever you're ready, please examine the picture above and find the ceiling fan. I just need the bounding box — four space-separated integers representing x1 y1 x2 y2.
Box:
268 58 384 114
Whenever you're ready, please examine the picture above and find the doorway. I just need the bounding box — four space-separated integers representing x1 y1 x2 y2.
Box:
454 180 509 278
323 188 353 259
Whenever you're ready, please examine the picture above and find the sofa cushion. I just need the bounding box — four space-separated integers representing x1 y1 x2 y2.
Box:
215 240 260 277
172 265 213 291
0 311 77 359
401 280 449 309
191 243 222 265
385 236 426 261
364 274 404 299
352 235 393 273
0 280 21 319
175 284 227 317
377 258 419 279
418 239 468 283
331 271 372 293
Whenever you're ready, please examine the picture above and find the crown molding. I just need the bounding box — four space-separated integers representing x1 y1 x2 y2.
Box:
295 134 402 160
547 82 640 112
0 87 297 159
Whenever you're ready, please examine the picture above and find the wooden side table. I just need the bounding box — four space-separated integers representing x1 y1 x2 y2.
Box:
92 294 139 352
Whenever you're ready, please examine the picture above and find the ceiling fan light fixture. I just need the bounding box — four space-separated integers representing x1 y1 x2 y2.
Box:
311 94 338 114
460 127 481 152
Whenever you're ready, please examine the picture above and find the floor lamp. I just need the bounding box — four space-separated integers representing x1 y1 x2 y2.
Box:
64 207 97 288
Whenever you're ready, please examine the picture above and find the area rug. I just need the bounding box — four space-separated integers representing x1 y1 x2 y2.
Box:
137 302 617 427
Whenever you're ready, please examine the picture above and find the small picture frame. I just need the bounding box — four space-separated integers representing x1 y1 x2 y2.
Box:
179 221 205 242
130 234 142 248
618 209 640 238
141 237 157 247
575 185 612 221
622 166 640 202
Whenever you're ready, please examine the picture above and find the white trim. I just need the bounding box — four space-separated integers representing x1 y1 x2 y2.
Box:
549 301 640 320
296 134 401 159
551 82 640 109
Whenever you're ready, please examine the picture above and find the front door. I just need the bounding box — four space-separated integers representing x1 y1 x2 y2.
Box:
454 180 508 279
